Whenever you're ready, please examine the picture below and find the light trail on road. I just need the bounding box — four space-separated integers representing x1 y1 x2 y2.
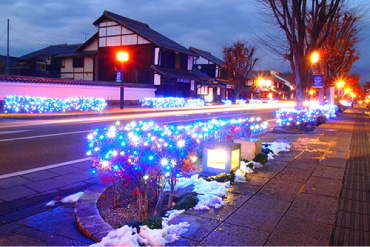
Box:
0 102 294 129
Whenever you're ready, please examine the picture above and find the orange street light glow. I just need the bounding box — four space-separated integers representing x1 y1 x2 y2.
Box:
309 89 315 95
336 81 345 88
117 51 129 62
311 52 319 64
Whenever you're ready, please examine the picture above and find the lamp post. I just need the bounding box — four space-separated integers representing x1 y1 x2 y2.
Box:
117 51 129 109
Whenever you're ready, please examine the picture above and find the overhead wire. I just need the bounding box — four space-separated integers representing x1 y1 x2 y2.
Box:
10 24 49 47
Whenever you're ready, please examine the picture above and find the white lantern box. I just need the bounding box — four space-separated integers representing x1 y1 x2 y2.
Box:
202 141 241 175
234 138 262 161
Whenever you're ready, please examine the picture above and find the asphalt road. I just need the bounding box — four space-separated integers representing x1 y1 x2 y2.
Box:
0 107 278 176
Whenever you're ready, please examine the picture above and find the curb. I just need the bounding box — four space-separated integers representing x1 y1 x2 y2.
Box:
75 183 113 243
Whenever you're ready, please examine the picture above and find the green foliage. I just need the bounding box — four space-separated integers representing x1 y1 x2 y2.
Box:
253 153 268 164
173 192 199 210
205 170 236 183
128 215 163 233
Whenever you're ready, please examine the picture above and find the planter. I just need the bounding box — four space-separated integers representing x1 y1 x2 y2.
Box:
234 138 262 161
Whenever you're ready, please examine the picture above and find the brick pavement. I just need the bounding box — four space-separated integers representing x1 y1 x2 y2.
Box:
331 113 370 245
0 110 369 246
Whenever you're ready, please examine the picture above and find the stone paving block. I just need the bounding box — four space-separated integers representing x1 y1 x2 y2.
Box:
275 166 312 183
244 173 272 186
223 192 250 208
227 183 261 196
303 176 342 198
265 216 332 246
0 176 33 189
16 205 92 243
312 166 345 180
288 157 319 170
286 193 339 225
0 222 22 235
168 213 221 241
24 178 68 192
0 186 37 201
83 177 101 185
166 237 200 246
256 179 304 203
48 166 85 175
58 182 88 192
327 151 348 159
21 170 58 181
225 196 290 232
185 205 238 221
3 203 49 223
300 151 325 159
331 226 370 246
52 172 91 185
75 168 96 177
71 161 92 170
11 224 93 245
199 222 270 246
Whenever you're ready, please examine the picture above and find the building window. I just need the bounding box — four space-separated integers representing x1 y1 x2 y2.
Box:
73 57 84 68
36 62 46 71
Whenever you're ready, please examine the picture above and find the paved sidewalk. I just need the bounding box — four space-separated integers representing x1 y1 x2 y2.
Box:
0 109 369 246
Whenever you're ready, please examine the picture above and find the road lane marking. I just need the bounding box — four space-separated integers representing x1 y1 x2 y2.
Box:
0 157 91 180
0 130 29 135
0 130 90 142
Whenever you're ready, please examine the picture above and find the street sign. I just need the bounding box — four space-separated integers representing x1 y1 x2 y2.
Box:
313 74 323 88
116 71 122 82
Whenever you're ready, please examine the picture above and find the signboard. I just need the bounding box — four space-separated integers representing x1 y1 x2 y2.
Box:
313 74 323 88
116 71 122 82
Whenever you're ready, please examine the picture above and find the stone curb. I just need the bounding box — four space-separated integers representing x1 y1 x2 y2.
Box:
75 183 113 243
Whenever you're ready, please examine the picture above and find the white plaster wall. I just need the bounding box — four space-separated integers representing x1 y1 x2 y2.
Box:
0 82 156 101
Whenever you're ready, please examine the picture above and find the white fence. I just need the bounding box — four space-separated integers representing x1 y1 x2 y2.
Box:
0 82 156 101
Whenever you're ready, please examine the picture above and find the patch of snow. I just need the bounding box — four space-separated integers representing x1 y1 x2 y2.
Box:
234 169 246 183
264 142 291 155
61 191 84 203
91 212 189 246
240 161 255 173
192 179 229 211
46 200 57 207
268 153 274 160
165 209 185 222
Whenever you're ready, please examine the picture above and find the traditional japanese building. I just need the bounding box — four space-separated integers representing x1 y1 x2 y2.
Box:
246 70 294 100
189 47 228 102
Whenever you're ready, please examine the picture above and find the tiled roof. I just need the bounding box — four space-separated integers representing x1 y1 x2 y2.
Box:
94 11 198 57
151 66 209 81
54 51 98 58
17 44 82 60
0 75 155 88
189 47 224 66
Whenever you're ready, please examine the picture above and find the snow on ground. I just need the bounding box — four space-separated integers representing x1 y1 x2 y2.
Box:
164 174 231 211
92 210 189 246
264 141 291 156
235 142 291 183
46 191 83 206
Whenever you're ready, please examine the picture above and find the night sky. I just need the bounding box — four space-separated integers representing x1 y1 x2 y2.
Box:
1 0 369 83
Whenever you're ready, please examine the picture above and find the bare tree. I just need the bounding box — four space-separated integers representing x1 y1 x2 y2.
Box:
223 40 258 100
257 0 341 105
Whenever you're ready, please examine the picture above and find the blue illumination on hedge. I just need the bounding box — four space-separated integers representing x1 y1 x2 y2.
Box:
4 95 107 113
139 97 205 108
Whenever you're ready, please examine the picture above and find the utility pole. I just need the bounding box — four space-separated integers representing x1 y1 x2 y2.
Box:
6 19 9 75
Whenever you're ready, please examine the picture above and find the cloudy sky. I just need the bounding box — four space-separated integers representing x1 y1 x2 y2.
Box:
1 0 369 83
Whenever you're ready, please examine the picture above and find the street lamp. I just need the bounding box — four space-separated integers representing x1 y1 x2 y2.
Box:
311 52 320 64
117 51 129 109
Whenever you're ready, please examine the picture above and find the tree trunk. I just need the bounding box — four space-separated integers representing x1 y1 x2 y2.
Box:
167 179 176 209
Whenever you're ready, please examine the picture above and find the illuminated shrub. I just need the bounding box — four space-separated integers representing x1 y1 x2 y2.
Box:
87 116 268 218
4 95 107 113
139 97 205 108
